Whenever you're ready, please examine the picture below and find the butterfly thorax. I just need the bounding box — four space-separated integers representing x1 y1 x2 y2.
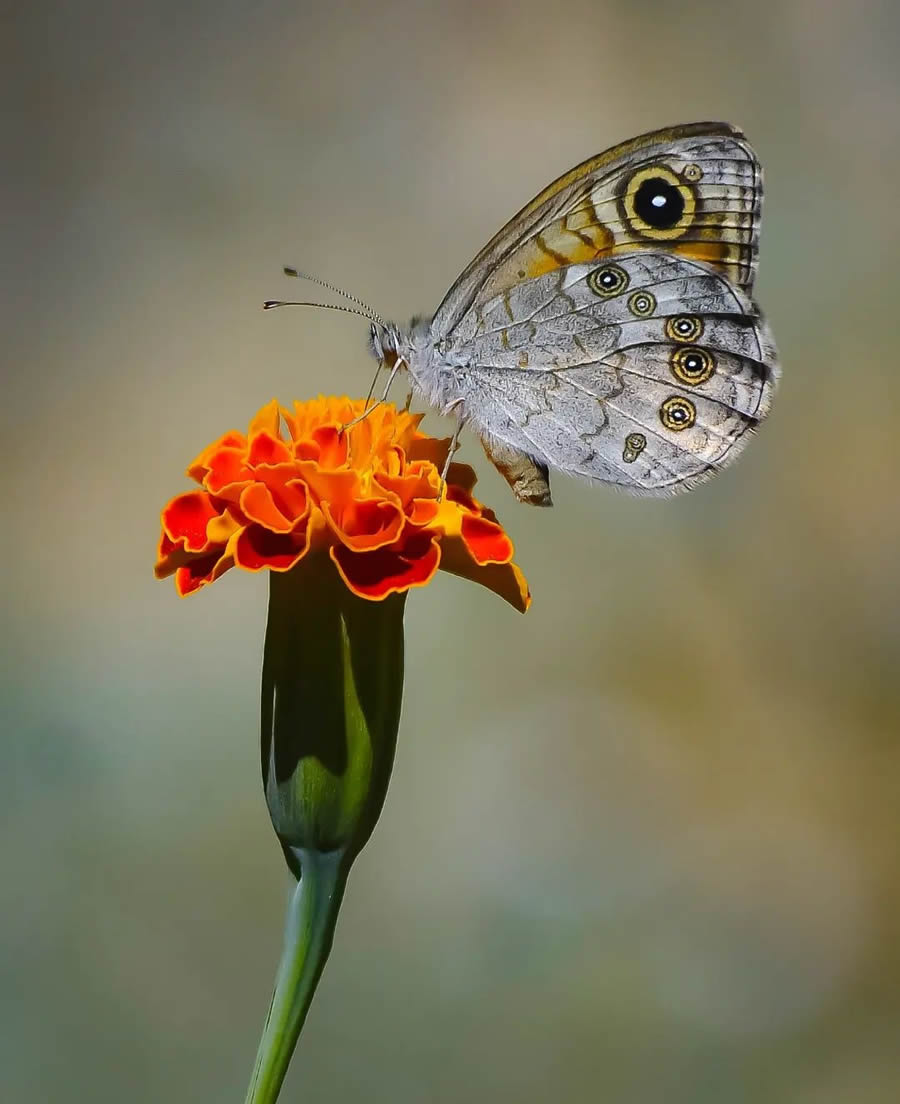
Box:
371 318 465 415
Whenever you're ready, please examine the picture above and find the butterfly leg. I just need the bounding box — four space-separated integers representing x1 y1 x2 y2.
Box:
438 401 466 501
340 359 405 433
361 362 383 411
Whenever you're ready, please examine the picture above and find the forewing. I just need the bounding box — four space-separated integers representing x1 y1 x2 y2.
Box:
433 121 762 338
457 252 779 495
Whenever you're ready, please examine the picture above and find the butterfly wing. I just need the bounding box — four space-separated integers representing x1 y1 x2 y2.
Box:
451 252 779 495
429 121 770 500
433 121 762 342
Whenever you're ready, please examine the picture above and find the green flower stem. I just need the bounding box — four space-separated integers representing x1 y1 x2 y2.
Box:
244 849 347 1104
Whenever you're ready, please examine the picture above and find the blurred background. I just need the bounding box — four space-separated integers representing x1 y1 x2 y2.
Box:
4 1 900 1100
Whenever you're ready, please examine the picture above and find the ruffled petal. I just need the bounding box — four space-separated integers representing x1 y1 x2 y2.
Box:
233 521 311 572
247 398 282 439
248 431 292 467
173 548 235 596
323 498 406 552
460 513 514 565
295 462 360 507
187 431 246 483
330 530 441 599
203 447 255 495
239 483 293 532
162 492 221 552
157 396 529 606
437 534 530 612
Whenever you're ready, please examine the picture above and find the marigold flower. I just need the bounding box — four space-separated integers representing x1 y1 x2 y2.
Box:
156 394 532 1104
155 396 529 611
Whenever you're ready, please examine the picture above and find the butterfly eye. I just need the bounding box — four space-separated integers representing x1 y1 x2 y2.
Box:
659 395 697 431
665 315 704 342
621 166 696 240
627 291 656 317
670 346 715 386
588 264 629 297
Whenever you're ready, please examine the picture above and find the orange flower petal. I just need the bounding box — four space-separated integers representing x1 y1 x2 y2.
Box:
206 508 245 545
203 447 254 494
248 431 292 467
247 398 282 439
155 539 200 579
323 498 406 552
406 499 440 526
444 483 482 516
239 483 293 532
157 397 529 606
162 492 221 552
406 434 450 469
295 462 360 506
375 468 439 508
446 461 478 494
461 513 514 565
250 464 310 522
311 425 349 469
187 431 246 483
234 522 310 572
438 534 531 612
330 530 441 599
174 548 235 596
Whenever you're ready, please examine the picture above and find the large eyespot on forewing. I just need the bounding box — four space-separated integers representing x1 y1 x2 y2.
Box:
619 165 697 240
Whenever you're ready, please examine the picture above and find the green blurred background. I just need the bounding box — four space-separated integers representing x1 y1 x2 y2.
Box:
5 1 900 1100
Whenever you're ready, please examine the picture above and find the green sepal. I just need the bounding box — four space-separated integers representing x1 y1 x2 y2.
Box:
261 555 405 867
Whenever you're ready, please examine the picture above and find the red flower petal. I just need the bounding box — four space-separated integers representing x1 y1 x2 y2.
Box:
446 462 478 494
204 447 254 494
406 499 440 526
461 514 514 565
239 483 293 532
248 431 292 467
162 492 221 552
234 522 310 572
157 397 529 606
295 463 360 506
174 549 234 596
330 530 440 599
311 426 349 468
444 483 481 515
438 534 530 612
323 498 406 551
375 468 438 508
187 431 247 483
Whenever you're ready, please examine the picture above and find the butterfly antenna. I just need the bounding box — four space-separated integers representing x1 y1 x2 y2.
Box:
282 266 384 325
262 299 378 320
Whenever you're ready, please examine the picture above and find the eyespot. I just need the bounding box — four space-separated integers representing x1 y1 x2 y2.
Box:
622 432 646 463
683 163 703 182
665 315 704 342
635 178 683 227
627 290 656 317
588 263 629 298
659 395 696 431
670 347 715 386
620 165 696 240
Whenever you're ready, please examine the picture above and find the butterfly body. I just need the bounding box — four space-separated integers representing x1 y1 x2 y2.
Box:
370 122 779 504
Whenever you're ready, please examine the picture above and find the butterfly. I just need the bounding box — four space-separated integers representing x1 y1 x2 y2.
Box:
272 122 779 505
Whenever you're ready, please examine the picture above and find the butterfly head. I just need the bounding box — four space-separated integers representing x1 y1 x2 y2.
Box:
369 316 431 369
369 321 402 368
